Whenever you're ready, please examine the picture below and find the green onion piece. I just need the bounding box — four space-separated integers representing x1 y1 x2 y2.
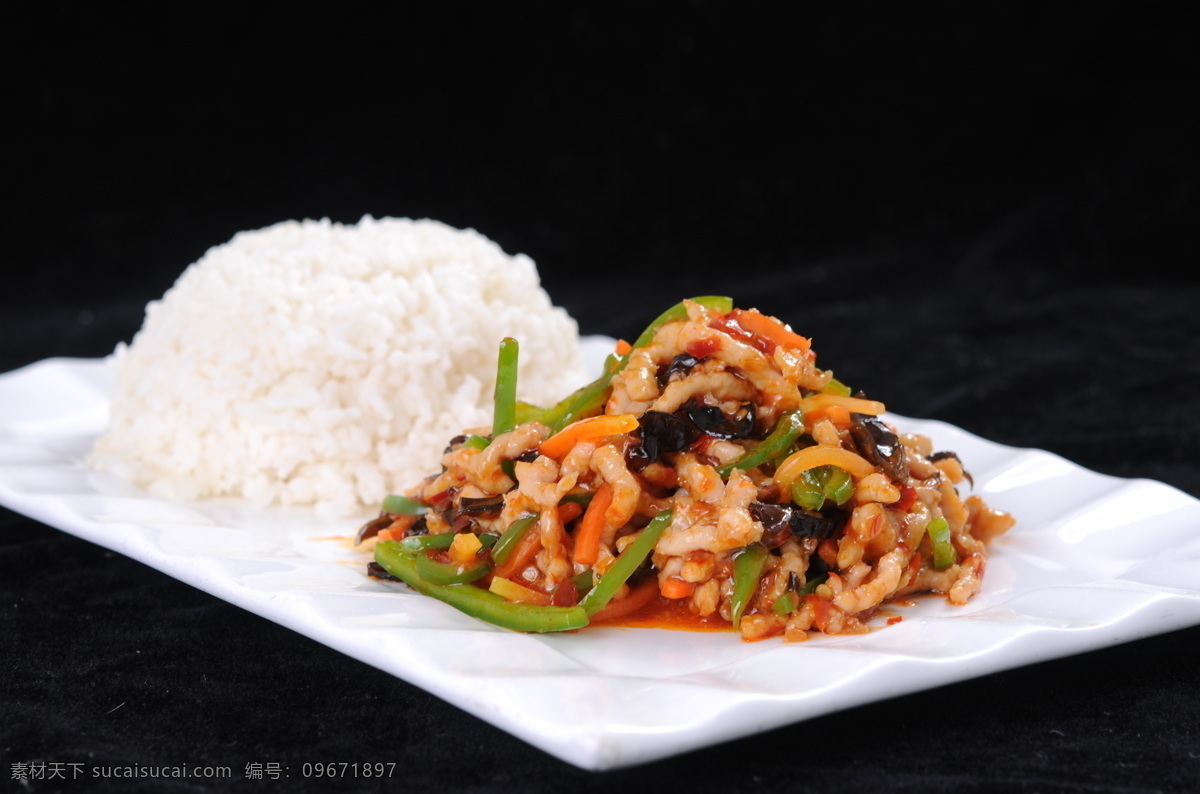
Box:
381 494 428 515
796 571 828 596
822 378 852 397
463 434 490 450
790 482 824 510
788 466 853 508
579 509 674 617
772 591 798 616
926 516 956 570
628 295 734 352
375 541 588 633
730 543 769 627
718 410 805 477
492 337 519 437
823 467 854 505
790 468 826 510
398 533 498 552
416 553 492 585
491 514 538 566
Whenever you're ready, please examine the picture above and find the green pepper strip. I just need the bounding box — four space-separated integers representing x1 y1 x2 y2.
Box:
539 356 622 433
558 492 595 510
416 552 492 585
375 541 588 633
926 516 956 570
515 400 544 425
627 295 734 352
578 509 674 617
492 337 519 438
570 569 595 595
381 494 428 515
491 514 538 566
718 410 805 477
730 543 769 627
398 533 498 553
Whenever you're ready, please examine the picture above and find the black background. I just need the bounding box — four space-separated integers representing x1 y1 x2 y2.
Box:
3 3 1198 793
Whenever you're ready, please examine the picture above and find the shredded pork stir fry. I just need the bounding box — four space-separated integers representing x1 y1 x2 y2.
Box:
361 297 1014 640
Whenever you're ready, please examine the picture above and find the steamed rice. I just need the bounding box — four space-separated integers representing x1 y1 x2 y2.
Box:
89 216 587 517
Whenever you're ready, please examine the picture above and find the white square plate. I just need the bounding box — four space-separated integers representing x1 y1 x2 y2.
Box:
2 343 1199 770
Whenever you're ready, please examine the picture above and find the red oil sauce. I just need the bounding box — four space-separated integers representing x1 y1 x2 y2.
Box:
874 594 937 626
685 337 721 359
597 596 731 633
708 313 774 355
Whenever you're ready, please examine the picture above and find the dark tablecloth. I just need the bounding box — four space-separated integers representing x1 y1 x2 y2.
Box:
4 4 1197 793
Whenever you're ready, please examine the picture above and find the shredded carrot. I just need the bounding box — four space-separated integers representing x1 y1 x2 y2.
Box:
491 526 542 580
376 527 401 543
825 404 853 429
808 403 852 430
659 577 695 599
590 578 660 623
773 445 878 492
797 393 886 417
734 309 812 352
539 414 639 459
557 501 584 525
572 485 612 567
614 338 633 355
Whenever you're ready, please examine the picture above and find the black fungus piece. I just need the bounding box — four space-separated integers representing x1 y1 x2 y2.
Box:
790 509 842 541
807 553 830 578
685 401 756 440
849 412 909 482
366 561 402 582
406 515 429 536
433 489 460 528
656 353 704 388
515 449 540 463
929 451 974 487
626 410 702 471
749 502 841 548
458 495 506 517
354 513 393 545
754 504 794 549
443 434 469 454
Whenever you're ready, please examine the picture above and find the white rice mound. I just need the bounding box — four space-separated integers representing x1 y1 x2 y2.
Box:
89 216 588 517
